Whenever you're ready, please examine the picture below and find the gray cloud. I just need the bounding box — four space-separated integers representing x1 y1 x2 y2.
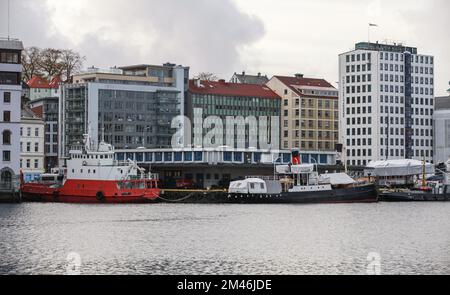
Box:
1 0 448 94
5 0 69 47
1 0 265 77
400 0 450 95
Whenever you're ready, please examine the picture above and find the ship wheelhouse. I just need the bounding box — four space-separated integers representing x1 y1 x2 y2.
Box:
66 133 158 184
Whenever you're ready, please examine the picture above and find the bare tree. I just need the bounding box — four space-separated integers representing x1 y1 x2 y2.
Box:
194 72 218 81
21 47 85 82
60 49 85 82
39 48 63 78
21 47 43 81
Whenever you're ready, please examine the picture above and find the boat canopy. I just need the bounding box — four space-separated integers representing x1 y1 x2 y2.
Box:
276 164 314 174
364 159 434 177
319 173 355 185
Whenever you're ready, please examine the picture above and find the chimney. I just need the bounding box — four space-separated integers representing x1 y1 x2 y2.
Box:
242 71 245 76
295 73 304 78
258 72 261 77
194 79 201 88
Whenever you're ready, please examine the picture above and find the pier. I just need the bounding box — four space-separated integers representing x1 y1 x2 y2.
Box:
0 183 21 203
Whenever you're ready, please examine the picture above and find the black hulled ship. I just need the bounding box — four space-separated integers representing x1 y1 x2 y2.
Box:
224 163 378 204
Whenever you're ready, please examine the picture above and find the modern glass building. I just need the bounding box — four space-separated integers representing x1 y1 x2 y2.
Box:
59 63 189 161
187 79 281 149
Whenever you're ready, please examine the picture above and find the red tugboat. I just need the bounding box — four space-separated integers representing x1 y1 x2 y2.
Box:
21 134 160 203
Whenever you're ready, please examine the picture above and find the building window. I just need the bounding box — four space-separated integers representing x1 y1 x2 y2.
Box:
3 92 11 103
184 152 192 162
3 111 11 122
34 142 39 152
3 151 11 162
2 130 11 145
0 170 12 184
0 72 20 85
34 159 39 169
0 51 20 63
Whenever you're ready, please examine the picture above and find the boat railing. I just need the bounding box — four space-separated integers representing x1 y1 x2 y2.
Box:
69 145 85 152
148 173 159 180
245 175 285 181
124 173 159 181
114 160 132 166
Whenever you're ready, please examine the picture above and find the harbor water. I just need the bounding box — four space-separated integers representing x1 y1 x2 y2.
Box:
0 202 449 275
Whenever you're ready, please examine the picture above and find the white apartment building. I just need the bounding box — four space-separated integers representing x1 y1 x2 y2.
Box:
20 108 45 182
339 42 434 166
0 39 23 191
433 95 450 164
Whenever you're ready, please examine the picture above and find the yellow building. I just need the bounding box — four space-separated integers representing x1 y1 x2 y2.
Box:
266 75 339 152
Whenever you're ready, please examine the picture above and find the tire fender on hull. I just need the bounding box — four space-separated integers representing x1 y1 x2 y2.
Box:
96 191 106 202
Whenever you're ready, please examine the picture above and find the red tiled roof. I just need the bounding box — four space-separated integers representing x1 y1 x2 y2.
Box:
189 80 281 99
27 76 61 89
273 76 337 97
49 76 62 87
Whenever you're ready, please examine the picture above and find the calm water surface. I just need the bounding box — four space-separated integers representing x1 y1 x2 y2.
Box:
0 202 449 274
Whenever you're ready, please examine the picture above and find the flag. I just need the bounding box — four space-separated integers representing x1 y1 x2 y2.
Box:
369 23 378 27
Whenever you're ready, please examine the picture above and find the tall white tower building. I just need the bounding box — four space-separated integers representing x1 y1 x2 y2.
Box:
0 39 24 191
338 42 435 166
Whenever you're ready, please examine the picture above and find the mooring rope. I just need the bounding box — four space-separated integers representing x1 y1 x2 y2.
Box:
157 192 199 203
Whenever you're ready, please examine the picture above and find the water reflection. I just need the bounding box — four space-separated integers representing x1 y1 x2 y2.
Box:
0 203 449 274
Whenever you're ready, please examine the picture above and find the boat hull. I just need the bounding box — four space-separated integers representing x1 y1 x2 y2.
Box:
379 192 450 202
21 193 159 204
226 184 378 204
160 184 378 204
21 179 160 204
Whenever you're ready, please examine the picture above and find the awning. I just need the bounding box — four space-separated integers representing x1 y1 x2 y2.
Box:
319 173 355 185
364 159 434 176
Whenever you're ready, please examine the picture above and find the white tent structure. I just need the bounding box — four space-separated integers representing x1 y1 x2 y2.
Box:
319 173 356 185
364 159 434 177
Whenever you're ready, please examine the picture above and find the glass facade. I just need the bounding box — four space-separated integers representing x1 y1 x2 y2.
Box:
98 89 180 149
190 93 281 148
64 86 87 155
114 149 334 166
63 85 182 156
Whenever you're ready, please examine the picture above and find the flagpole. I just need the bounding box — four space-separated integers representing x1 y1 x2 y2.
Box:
7 0 10 40
368 23 379 43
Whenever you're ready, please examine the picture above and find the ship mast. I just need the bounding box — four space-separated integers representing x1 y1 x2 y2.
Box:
101 126 105 143
422 156 426 188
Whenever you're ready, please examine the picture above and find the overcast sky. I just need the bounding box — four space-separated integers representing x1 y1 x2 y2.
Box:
1 0 449 95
